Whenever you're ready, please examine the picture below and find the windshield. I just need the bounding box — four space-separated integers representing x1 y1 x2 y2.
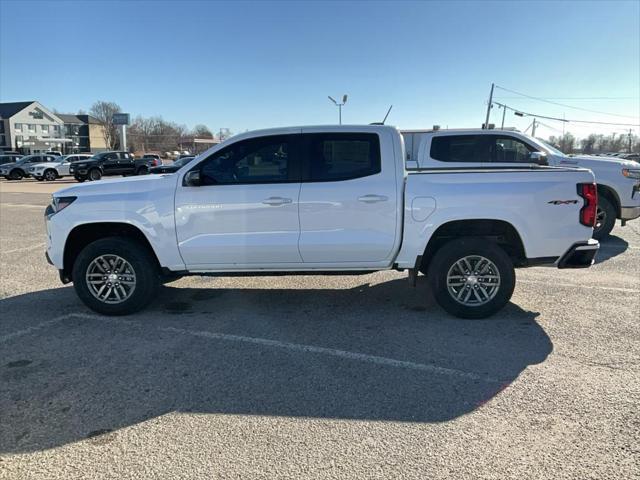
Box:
174 157 194 167
534 138 566 157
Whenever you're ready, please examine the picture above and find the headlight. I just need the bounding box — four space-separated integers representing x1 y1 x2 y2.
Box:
622 168 640 179
48 196 77 216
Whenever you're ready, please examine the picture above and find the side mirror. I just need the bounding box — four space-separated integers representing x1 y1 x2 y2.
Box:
183 170 202 187
529 151 548 166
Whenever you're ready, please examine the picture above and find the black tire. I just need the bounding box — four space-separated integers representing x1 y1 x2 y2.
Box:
593 196 616 240
136 166 149 175
88 168 102 181
75 175 86 183
428 238 515 319
9 169 23 180
72 237 160 315
44 169 58 181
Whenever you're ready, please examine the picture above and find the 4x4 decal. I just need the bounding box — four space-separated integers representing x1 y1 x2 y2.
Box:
548 200 579 205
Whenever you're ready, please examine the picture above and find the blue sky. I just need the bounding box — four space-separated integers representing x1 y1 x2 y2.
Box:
1 0 638 138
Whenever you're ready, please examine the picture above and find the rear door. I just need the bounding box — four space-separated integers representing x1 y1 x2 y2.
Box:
297 129 398 264
119 152 135 173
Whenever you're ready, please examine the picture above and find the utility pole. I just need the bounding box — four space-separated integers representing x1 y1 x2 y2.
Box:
629 129 633 153
484 83 494 129
501 104 506 129
531 118 537 137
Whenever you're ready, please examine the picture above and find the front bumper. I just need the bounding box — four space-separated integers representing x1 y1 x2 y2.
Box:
557 239 599 269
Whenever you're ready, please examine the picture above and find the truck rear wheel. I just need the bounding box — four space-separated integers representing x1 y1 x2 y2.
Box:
72 237 159 315
428 238 515 319
593 196 616 240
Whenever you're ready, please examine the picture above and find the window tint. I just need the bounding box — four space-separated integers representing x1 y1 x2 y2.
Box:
489 136 534 163
104 153 118 160
430 135 491 163
200 135 290 185
305 133 381 181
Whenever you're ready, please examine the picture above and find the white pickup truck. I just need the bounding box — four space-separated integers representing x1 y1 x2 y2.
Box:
45 125 599 319
402 128 640 239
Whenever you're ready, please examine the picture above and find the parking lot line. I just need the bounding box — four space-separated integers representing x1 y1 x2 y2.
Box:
161 325 506 384
518 280 640 293
1 242 45 254
0 203 46 209
0 312 100 344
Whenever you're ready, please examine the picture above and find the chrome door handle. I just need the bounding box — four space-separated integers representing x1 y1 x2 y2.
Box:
358 194 388 203
262 197 292 206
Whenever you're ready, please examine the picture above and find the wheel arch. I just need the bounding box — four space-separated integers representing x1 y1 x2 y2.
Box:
596 183 621 218
419 219 526 273
63 222 161 281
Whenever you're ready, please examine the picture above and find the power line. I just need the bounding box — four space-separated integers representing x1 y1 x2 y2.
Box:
494 96 639 100
492 101 640 127
494 85 640 120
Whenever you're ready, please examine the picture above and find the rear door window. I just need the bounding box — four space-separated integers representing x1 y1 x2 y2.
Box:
303 133 381 181
430 135 491 163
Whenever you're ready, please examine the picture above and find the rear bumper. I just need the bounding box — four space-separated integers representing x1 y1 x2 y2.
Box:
557 239 599 269
620 206 640 221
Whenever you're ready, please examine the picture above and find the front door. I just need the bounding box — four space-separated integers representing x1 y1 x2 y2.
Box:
297 129 399 264
175 133 303 268
101 152 119 174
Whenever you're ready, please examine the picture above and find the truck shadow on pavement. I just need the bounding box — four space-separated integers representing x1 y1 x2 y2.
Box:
594 235 629 263
0 278 552 453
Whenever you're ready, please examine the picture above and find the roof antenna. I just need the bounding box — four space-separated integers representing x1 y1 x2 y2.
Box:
370 105 393 125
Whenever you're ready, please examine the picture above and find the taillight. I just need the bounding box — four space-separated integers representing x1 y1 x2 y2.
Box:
578 183 597 227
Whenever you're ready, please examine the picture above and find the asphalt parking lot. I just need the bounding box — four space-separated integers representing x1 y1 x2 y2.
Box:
1 179 639 480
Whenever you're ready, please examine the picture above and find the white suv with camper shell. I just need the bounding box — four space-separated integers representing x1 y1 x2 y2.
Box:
402 128 640 239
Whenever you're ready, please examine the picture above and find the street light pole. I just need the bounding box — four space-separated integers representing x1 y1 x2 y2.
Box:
328 95 348 125
501 105 506 129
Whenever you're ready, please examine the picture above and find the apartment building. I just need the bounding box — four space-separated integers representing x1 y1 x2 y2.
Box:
0 101 107 154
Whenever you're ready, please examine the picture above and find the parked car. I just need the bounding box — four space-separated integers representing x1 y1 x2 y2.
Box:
28 154 93 181
0 153 22 165
176 153 192 160
45 125 598 318
149 156 194 174
44 150 62 157
165 151 181 160
402 129 640 239
69 151 157 182
142 153 162 166
0 154 58 180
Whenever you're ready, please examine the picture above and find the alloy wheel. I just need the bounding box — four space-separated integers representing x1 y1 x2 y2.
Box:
446 255 501 306
85 254 137 304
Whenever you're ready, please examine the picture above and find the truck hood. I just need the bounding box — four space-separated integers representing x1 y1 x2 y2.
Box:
54 173 175 197
557 155 640 169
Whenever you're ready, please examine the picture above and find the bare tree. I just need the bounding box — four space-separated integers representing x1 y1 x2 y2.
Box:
192 124 213 138
90 101 122 150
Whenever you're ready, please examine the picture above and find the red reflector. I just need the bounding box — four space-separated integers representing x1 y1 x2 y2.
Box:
578 183 598 227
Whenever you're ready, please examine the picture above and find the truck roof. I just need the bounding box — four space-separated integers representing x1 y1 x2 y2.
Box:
401 127 520 134
227 124 399 142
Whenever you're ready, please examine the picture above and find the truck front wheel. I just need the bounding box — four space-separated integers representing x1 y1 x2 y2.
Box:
428 238 515 319
72 237 159 315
